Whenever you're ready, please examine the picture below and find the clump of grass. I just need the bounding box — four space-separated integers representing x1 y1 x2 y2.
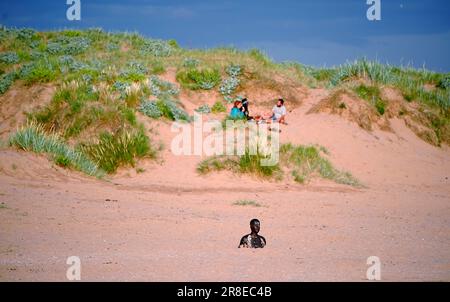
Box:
437 75 450 90
0 51 20 64
46 35 91 56
197 148 282 179
156 99 187 121
238 149 282 178
308 68 336 83
233 200 262 207
124 82 145 107
176 68 221 90
138 37 174 57
280 143 360 186
248 48 272 67
0 202 8 209
78 126 155 173
198 143 361 187
117 61 148 83
182 57 200 68
30 80 102 138
139 98 190 121
211 101 227 113
136 167 145 174
147 75 179 98
121 106 137 126
219 64 242 103
150 60 165 74
329 59 395 86
9 122 103 177
19 58 59 85
324 59 449 114
354 84 380 100
354 84 386 115
0 71 17 94
197 155 237 174
195 104 211 114
138 100 162 119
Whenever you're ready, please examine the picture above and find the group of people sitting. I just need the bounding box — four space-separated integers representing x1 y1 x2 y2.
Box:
229 98 287 125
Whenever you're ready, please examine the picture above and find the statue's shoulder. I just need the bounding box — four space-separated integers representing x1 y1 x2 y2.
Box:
239 234 251 246
259 235 267 245
240 234 251 242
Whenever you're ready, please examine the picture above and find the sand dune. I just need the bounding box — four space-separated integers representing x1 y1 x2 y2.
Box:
1 81 450 281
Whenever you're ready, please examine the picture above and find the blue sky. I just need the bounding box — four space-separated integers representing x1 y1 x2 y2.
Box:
1 0 449 72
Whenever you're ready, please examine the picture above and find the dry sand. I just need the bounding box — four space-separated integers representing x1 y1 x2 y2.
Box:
0 88 449 281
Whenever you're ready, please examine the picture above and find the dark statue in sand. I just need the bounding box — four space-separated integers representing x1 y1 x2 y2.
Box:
238 219 266 248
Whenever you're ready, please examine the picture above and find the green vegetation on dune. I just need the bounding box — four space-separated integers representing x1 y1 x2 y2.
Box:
0 71 16 94
139 98 191 121
211 101 227 113
280 143 360 186
304 59 450 113
78 126 156 173
353 84 386 115
1 25 449 177
30 80 117 139
176 67 221 90
9 122 103 177
198 143 361 187
301 59 449 145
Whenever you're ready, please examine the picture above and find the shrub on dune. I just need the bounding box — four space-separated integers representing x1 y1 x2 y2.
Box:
9 122 103 177
353 84 386 115
197 149 282 179
182 58 200 68
219 64 242 103
46 36 91 56
78 127 156 173
195 104 211 114
280 143 360 186
211 101 227 114
198 143 361 187
176 68 221 90
437 74 450 90
139 98 190 122
0 51 20 65
0 71 17 94
19 58 59 85
118 61 148 83
147 75 180 98
138 100 163 119
248 48 272 67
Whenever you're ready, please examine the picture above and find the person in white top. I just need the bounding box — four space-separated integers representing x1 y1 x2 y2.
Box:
268 98 287 124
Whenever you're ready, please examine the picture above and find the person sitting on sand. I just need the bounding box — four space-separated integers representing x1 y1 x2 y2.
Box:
238 218 266 248
241 98 263 122
241 98 250 119
229 100 245 120
267 98 287 124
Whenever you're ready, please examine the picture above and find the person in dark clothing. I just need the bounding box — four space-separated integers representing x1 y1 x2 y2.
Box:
240 98 250 119
238 218 266 248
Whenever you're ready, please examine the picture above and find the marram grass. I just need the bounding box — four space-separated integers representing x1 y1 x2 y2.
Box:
198 143 361 187
9 122 104 177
